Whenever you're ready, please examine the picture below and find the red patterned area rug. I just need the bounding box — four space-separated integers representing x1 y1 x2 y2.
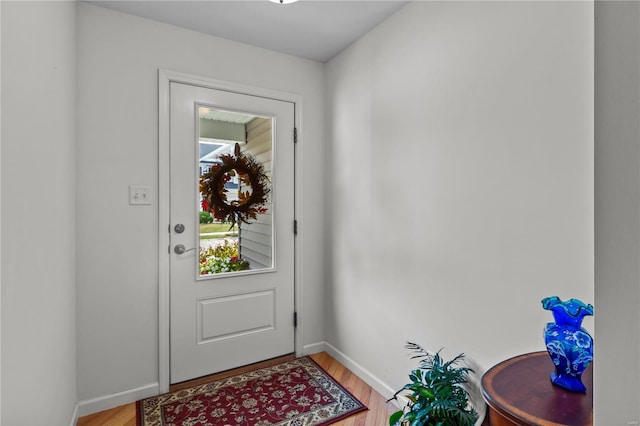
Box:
137 356 367 426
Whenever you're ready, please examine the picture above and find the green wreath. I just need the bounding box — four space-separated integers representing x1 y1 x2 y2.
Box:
200 144 270 228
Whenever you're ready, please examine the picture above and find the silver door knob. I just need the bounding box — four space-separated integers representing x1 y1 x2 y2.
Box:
174 244 195 255
174 224 185 233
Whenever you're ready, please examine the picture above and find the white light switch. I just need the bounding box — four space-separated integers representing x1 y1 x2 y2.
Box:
129 185 152 205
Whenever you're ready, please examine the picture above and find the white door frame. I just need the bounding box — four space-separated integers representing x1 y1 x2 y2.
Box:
158 69 303 393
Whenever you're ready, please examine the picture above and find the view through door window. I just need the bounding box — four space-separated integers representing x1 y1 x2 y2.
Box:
198 106 274 276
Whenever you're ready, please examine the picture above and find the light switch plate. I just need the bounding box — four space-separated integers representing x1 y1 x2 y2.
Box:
129 185 152 205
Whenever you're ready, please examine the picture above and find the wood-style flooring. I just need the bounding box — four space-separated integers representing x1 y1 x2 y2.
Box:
77 351 396 426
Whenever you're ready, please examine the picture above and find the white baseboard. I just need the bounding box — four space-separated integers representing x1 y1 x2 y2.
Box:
76 382 159 418
301 341 327 356
303 341 396 400
69 403 79 426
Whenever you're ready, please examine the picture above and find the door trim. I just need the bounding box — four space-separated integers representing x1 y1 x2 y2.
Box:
158 69 303 393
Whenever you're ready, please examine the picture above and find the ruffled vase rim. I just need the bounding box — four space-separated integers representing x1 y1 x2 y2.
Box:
542 296 594 317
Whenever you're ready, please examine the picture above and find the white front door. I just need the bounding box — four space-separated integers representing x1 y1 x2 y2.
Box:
169 82 295 384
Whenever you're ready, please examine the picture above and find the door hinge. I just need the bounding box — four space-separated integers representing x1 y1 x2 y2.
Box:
294 312 298 328
294 220 298 235
294 127 298 144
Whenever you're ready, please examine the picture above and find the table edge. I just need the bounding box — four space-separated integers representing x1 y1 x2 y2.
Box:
481 351 571 426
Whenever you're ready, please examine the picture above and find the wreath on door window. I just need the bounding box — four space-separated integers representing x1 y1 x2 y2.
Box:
200 143 270 228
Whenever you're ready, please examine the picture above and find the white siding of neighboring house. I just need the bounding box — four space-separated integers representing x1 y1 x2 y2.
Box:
239 118 273 270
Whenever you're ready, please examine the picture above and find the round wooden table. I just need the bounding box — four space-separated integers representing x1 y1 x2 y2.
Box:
481 351 593 425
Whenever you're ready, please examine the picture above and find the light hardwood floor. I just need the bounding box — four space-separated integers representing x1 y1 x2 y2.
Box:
77 352 396 426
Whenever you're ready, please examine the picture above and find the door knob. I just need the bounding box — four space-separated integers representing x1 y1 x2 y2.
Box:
174 224 185 233
174 244 196 255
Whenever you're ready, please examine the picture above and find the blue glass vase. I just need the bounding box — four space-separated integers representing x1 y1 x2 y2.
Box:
541 296 594 392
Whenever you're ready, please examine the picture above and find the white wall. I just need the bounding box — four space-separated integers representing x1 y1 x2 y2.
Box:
1 3 3 421
594 2 640 423
76 2 325 411
326 0 593 399
1 1 77 424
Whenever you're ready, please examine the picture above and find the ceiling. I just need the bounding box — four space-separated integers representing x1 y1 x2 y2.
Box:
85 0 409 63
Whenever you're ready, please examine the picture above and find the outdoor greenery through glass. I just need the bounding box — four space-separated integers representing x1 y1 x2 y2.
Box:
199 239 249 275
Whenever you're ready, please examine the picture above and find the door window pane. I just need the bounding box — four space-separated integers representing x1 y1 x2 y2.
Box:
197 106 274 276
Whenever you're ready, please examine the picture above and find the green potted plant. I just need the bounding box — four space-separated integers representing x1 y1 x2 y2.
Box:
389 342 479 426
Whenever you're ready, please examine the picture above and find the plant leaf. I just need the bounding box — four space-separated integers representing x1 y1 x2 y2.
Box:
389 411 403 426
